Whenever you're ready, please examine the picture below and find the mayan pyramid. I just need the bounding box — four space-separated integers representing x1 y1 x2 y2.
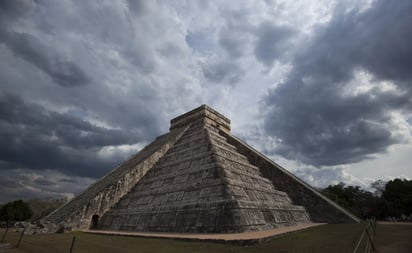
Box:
43 105 359 233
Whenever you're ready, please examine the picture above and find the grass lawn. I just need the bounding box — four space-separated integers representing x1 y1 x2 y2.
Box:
1 223 408 253
374 223 412 253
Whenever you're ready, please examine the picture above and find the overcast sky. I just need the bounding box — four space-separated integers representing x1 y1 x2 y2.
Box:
1 0 411 203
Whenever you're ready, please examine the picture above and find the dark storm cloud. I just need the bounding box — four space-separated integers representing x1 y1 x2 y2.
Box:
3 32 90 87
0 0 32 18
33 178 56 186
0 0 213 202
0 0 33 38
202 61 244 85
0 169 94 203
254 22 297 66
263 0 412 166
0 93 140 177
126 0 151 15
0 0 89 87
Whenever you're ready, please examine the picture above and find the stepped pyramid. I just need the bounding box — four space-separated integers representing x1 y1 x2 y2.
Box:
43 105 359 233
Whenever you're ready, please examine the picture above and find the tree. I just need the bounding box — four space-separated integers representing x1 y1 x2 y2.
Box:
0 200 33 222
371 179 386 197
381 178 412 218
322 182 378 218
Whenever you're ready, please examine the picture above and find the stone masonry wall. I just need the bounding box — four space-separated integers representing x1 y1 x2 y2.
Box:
98 122 236 233
98 120 310 233
208 128 310 231
43 126 189 231
222 131 360 223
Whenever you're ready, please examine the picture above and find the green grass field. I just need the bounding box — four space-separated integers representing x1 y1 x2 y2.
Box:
1 223 410 253
374 223 412 253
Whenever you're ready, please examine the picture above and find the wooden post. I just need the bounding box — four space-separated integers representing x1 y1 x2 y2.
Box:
353 229 366 253
365 238 370 253
16 227 26 248
69 236 76 253
372 218 377 235
365 229 376 252
1 226 8 243
369 220 375 236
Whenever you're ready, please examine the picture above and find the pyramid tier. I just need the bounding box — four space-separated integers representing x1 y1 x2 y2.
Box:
98 121 309 233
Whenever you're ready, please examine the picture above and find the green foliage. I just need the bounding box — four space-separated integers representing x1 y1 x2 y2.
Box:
0 200 33 222
381 178 412 218
323 178 412 220
0 198 66 223
322 183 378 218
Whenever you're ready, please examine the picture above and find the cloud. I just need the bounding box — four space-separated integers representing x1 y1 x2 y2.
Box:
126 0 152 15
0 0 34 20
0 93 141 177
219 29 245 59
217 10 254 59
254 22 297 66
0 0 208 195
0 169 94 203
0 0 410 203
4 32 90 87
292 166 370 189
186 30 215 53
262 0 412 166
202 60 244 85
0 1 89 87
0 0 199 132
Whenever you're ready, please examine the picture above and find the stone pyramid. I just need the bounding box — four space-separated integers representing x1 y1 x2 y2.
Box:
43 105 359 233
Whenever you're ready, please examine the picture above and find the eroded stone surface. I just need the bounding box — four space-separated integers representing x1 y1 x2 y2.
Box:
221 132 360 223
43 126 189 231
99 121 309 233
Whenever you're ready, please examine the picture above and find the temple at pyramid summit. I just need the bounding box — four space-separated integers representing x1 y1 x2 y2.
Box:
43 105 359 233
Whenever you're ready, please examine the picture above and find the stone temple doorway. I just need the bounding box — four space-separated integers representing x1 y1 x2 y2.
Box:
90 214 99 229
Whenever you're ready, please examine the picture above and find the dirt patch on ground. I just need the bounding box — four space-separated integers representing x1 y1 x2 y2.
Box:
85 223 325 242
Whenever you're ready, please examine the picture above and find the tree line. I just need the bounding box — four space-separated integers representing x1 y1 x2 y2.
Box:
0 198 67 225
322 178 412 220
